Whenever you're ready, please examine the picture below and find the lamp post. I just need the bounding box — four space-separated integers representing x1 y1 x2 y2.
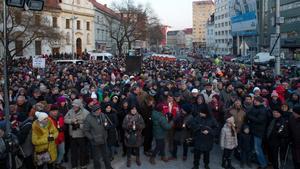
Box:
3 1 44 168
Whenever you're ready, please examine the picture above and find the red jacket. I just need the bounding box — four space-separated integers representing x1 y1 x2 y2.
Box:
49 115 65 145
161 101 180 117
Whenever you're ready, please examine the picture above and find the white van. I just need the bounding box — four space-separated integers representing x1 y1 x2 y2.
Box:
88 52 113 61
254 52 275 63
53 60 85 65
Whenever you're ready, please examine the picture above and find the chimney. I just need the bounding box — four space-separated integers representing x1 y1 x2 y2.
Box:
104 4 107 7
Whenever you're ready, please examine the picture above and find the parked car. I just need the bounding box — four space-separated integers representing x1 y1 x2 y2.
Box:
88 52 113 62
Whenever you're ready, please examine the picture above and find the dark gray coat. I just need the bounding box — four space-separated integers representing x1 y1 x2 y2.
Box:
83 113 108 145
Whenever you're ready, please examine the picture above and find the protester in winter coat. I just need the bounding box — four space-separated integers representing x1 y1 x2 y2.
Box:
64 99 89 169
32 111 58 169
229 99 246 134
48 104 66 169
266 109 290 169
103 104 118 160
122 105 145 167
287 93 300 111
247 96 269 169
289 105 300 169
83 105 113 169
269 91 282 111
201 82 217 103
118 100 130 156
240 125 252 168
209 94 224 126
150 104 172 164
243 95 253 113
187 105 218 169
220 114 238 169
17 117 34 169
220 84 236 111
140 95 155 156
171 104 193 161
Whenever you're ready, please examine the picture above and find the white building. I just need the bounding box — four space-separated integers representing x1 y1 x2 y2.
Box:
90 0 119 54
59 0 95 55
214 0 233 56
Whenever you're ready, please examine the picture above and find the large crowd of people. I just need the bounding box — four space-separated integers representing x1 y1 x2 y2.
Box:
0 56 299 169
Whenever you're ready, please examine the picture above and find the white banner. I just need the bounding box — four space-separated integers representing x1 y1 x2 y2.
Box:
32 58 46 68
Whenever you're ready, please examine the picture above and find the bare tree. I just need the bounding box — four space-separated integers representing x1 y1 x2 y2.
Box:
0 7 62 62
147 15 164 52
111 0 148 50
105 14 126 56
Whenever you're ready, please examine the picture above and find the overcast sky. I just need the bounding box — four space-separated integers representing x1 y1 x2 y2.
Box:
96 0 196 30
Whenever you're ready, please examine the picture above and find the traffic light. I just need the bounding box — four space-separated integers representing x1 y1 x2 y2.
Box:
25 0 44 11
6 0 26 8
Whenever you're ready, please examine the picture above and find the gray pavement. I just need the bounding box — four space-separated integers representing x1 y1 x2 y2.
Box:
63 144 294 169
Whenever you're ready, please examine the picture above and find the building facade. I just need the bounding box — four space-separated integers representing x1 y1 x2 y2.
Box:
90 0 118 54
206 13 215 56
192 0 215 48
267 0 300 59
183 28 193 50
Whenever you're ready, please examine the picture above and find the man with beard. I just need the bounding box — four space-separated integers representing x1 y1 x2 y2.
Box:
243 95 253 113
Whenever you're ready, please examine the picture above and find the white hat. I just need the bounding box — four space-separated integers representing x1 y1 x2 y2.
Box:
91 92 97 99
35 111 48 122
130 76 135 79
191 88 199 93
253 87 261 93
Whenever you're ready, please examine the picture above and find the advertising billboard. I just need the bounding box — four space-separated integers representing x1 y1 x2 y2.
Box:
230 0 257 36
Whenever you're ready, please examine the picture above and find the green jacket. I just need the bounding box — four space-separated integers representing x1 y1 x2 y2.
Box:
152 110 171 139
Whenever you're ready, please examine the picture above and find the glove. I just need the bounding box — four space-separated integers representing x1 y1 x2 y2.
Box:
48 136 54 142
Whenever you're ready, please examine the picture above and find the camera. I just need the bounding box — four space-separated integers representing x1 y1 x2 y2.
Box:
71 123 80 130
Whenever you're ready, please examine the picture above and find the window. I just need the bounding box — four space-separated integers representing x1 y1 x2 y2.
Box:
15 41 23 56
35 15 41 26
66 19 70 29
86 22 90 31
53 17 58 28
35 41 42 55
97 16 100 23
77 20 81 29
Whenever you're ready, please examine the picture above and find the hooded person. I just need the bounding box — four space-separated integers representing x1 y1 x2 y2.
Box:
32 111 58 169
64 99 89 169
220 114 238 169
187 103 219 169
83 105 113 169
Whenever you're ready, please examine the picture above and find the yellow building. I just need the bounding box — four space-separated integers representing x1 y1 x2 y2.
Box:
192 0 215 48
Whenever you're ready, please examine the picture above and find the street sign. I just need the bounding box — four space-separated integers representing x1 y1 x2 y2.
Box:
32 58 46 68
270 34 280 56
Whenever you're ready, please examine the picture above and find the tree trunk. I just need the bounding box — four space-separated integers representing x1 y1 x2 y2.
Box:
117 44 123 57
